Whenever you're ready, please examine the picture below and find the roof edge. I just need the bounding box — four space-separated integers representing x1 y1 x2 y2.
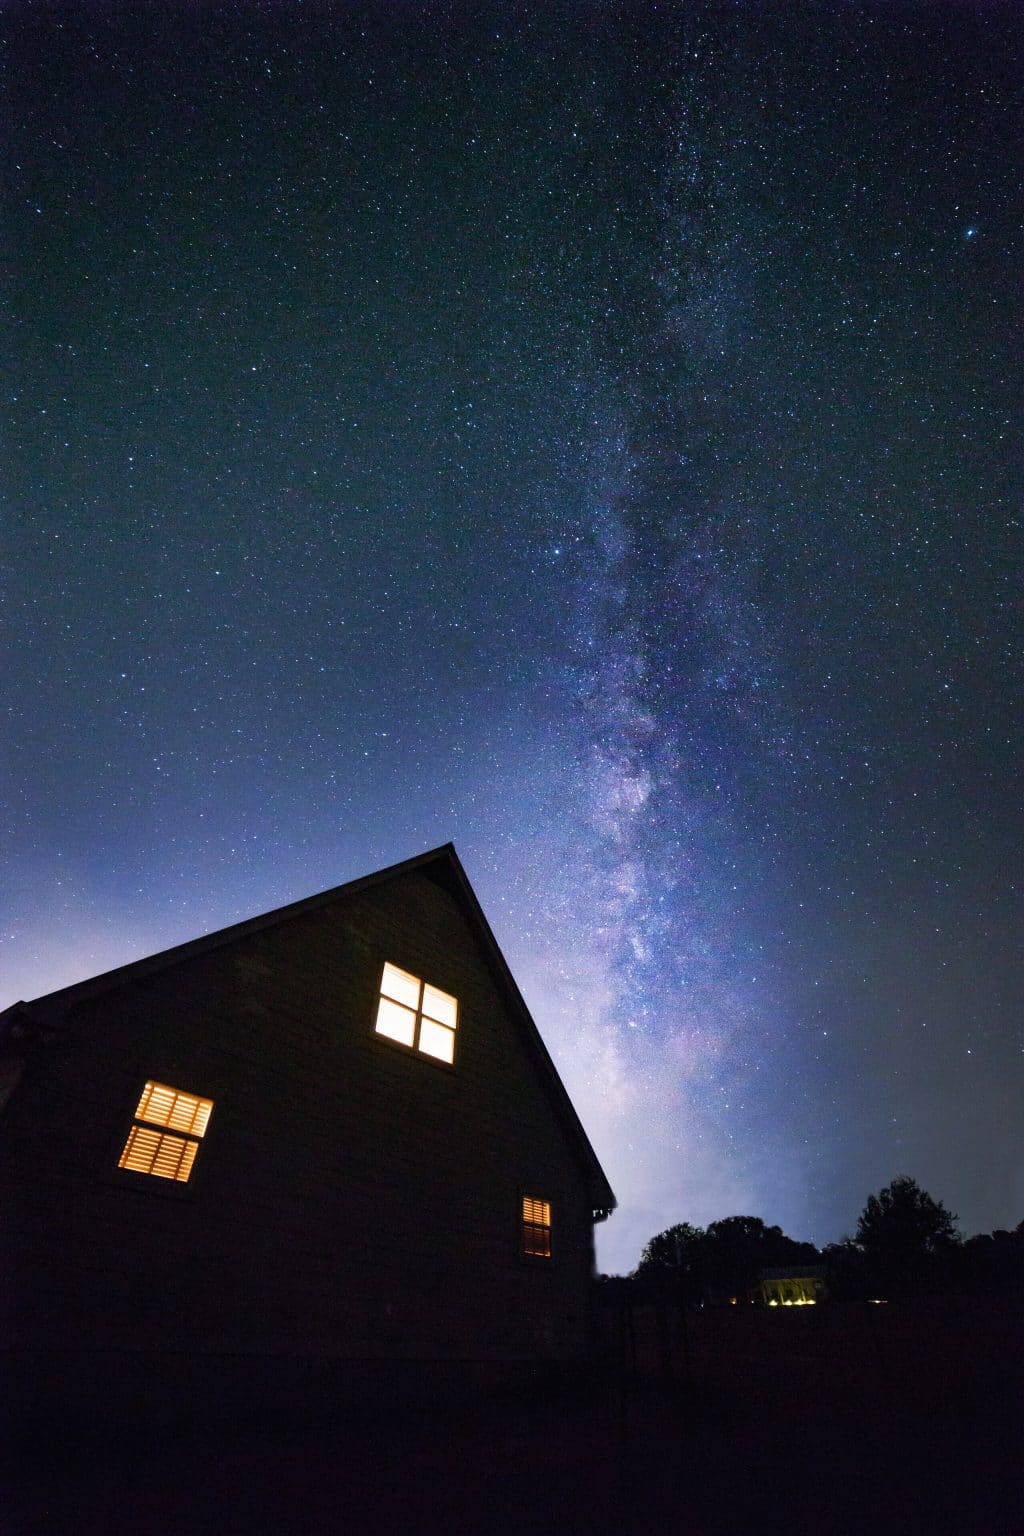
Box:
427 850 616 1213
11 844 616 1210
16 844 460 1018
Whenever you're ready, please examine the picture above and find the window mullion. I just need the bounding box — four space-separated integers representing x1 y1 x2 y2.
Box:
118 1081 214 1184
375 964 458 1064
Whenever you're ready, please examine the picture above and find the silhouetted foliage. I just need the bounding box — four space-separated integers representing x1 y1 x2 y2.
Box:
953 1224 1024 1295
630 1187 1020 1303
704 1216 819 1298
634 1216 820 1302
855 1175 960 1292
820 1239 868 1301
635 1223 704 1280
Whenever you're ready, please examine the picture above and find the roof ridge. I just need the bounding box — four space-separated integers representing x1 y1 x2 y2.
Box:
10 843 458 1016
5 844 615 1211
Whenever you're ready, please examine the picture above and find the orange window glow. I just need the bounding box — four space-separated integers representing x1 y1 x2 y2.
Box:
118 1081 214 1183
375 963 458 1064
522 1196 552 1258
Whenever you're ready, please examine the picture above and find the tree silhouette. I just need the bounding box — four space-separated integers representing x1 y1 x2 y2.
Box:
704 1216 819 1297
635 1216 819 1301
636 1222 704 1274
855 1175 959 1290
634 1222 706 1301
628 1185 1018 1304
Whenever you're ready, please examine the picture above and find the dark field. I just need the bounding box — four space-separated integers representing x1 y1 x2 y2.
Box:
5 1298 1021 1535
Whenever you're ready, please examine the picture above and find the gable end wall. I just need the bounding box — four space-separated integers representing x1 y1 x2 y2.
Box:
0 871 600 1371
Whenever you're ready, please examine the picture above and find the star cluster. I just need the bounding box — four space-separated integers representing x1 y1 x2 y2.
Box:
5 4 1021 1271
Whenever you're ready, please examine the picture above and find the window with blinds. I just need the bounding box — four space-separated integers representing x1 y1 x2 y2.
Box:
374 962 458 1065
522 1196 552 1258
118 1081 214 1183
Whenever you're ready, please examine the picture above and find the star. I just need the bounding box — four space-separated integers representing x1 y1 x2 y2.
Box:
5 0 1019 1275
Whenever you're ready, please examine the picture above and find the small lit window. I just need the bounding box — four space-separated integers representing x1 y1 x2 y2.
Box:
118 1081 214 1183
375 963 458 1064
522 1196 552 1258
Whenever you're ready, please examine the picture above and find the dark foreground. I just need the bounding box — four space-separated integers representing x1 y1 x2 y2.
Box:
4 1299 1021 1535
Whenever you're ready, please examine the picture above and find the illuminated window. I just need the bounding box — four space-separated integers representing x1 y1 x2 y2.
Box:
118 1081 214 1183
375 962 458 1065
522 1196 552 1258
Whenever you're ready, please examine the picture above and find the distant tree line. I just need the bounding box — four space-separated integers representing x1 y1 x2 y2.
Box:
614 1176 1024 1303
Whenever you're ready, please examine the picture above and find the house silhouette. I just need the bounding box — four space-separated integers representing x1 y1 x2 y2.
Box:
0 844 615 1424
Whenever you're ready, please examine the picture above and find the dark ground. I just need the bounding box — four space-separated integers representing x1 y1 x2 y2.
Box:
4 1299 1022 1535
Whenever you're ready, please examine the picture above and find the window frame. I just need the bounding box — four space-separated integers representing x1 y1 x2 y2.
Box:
111 1076 217 1197
520 1192 554 1262
373 962 459 1069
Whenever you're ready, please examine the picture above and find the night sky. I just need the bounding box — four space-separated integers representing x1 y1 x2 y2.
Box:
5 3 1021 1272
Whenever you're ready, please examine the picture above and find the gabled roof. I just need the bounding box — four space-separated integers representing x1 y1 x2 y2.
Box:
2 844 615 1214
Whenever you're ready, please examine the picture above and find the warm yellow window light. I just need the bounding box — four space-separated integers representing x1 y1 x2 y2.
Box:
522 1196 552 1258
118 1081 214 1183
761 1274 822 1308
132 1081 213 1137
375 963 458 1064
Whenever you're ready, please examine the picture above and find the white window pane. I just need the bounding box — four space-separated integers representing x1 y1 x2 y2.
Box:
375 996 416 1047
380 962 421 1010
418 1018 455 1064
422 984 457 1029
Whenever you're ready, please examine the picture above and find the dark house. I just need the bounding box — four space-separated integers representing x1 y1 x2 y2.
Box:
0 845 614 1422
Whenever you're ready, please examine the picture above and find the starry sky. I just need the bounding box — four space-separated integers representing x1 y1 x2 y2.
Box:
5 2 1021 1272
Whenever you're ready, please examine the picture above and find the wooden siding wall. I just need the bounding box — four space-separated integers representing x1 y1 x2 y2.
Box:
0 872 599 1370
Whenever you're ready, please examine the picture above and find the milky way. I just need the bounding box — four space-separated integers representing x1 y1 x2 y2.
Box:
6 5 1021 1270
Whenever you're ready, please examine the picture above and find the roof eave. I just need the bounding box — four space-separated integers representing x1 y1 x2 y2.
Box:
15 842 617 1213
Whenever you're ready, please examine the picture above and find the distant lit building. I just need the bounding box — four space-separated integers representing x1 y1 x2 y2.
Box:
756 1266 828 1306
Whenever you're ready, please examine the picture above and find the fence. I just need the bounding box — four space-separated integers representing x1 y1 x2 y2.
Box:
595 1293 1022 1420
